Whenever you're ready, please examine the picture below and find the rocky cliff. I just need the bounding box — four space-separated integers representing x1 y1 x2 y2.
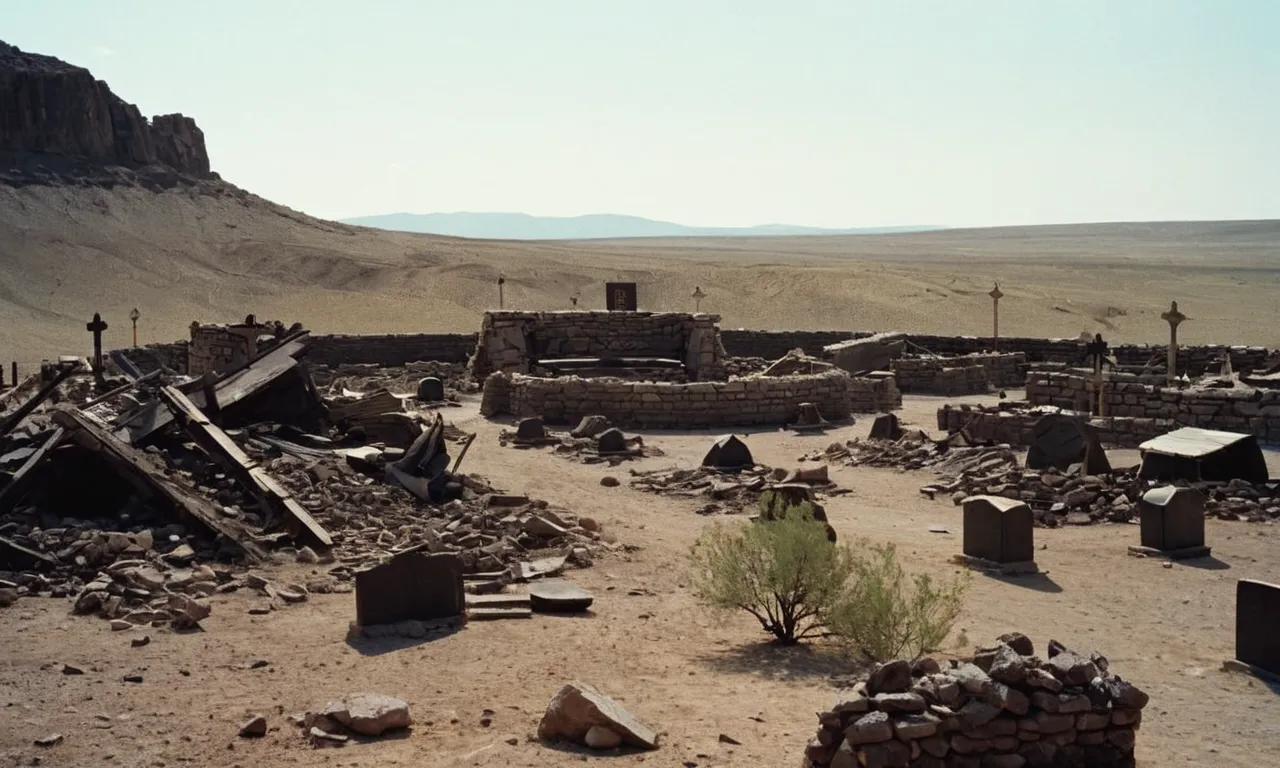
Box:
0 41 213 185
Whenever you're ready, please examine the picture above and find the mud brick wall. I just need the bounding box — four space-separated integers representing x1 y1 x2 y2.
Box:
937 404 1175 448
803 637 1148 768
1026 371 1280 443
307 333 478 367
187 325 261 376
470 311 727 381
480 369 901 428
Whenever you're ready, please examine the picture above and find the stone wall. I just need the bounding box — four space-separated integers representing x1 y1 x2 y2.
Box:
187 323 263 376
469 311 727 382
480 369 901 428
307 333 478 367
803 636 1148 768
720 330 868 359
936 404 1175 448
892 361 990 396
1026 371 1280 443
117 341 189 375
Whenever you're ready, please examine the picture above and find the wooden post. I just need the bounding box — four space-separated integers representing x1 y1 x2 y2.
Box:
85 312 109 389
988 283 1003 351
1160 301 1187 385
498 274 505 310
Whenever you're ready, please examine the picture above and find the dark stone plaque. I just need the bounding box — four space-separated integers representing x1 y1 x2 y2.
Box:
605 282 637 311
962 495 1035 563
354 551 464 626
1236 579 1280 677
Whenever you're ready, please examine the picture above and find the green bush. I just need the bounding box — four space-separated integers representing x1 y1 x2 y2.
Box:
829 542 971 662
689 505 853 645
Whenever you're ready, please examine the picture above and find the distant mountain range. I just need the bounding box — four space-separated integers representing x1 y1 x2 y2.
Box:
339 212 943 240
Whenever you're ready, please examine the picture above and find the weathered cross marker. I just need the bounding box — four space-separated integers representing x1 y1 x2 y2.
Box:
692 286 706 313
988 283 1004 350
129 307 140 347
1084 333 1110 417
1160 300 1187 385
86 312 109 388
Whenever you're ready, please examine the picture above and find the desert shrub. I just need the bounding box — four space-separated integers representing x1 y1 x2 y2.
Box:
828 542 971 662
689 504 853 645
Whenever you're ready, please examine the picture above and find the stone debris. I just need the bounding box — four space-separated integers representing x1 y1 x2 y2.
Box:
319 693 412 737
239 715 268 738
499 419 664 465
0 346 614 628
631 462 841 516
804 636 1148 768
810 433 1280 524
538 681 659 750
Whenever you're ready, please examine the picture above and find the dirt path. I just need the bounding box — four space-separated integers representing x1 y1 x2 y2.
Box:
2 397 1278 767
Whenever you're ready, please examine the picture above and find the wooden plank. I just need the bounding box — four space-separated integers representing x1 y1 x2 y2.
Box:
0 427 65 514
157 386 333 549
0 533 58 569
51 406 267 562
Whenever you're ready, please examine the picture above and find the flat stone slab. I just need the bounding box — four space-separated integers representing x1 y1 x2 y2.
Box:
952 553 1040 576
530 580 594 613
1127 544 1212 561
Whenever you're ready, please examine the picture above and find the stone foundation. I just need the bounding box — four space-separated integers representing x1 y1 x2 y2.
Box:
480 369 901 428
892 353 1026 395
469 311 727 382
803 636 1147 768
937 404 1175 448
1026 371 1280 443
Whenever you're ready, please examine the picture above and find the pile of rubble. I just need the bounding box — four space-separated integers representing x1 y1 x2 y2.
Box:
498 415 665 466
0 332 613 624
811 432 1280 525
631 462 842 516
804 634 1148 768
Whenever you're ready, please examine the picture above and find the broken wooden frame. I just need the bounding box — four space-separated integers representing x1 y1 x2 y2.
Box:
157 385 333 550
51 405 267 562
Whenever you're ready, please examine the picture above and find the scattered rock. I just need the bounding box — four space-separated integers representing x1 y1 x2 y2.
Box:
322 694 412 737
537 682 658 750
584 725 622 749
239 715 268 738
61 664 84 675
130 635 151 648
600 476 620 488
34 733 63 747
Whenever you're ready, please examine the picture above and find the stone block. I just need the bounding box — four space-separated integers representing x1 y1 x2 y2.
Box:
962 496 1034 564
354 551 465 627
1137 486 1205 553
1235 579 1280 678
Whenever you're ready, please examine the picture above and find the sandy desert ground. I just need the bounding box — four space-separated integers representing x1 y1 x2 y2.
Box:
2 391 1278 768
2 181 1278 370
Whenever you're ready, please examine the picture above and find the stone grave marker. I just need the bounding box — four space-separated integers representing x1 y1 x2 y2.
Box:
1129 486 1210 560
416 377 445 402
354 551 465 629
1227 579 1280 682
701 434 754 471
595 427 629 455
956 495 1038 574
868 413 902 441
605 282 638 312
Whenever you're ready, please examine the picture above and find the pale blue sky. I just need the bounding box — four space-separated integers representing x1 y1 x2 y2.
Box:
6 1 1279 227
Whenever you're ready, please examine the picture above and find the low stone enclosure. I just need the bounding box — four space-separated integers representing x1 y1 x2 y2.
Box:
480 369 902 429
468 311 727 382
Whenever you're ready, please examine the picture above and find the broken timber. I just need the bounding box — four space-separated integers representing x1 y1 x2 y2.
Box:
157 386 333 550
114 336 311 445
51 405 267 562
0 362 81 438
0 427 66 514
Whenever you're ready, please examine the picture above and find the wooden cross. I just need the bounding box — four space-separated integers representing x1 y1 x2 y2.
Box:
988 283 1004 350
1160 300 1187 384
85 312 109 387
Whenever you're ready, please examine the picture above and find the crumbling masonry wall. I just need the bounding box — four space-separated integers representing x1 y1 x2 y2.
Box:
187 323 262 376
937 404 1175 448
306 333 477 367
480 369 900 428
469 311 726 381
1026 371 1280 443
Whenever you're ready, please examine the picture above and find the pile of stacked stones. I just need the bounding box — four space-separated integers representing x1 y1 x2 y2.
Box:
804 634 1148 768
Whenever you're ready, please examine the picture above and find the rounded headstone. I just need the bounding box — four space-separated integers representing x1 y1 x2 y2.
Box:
416 377 445 401
596 428 629 455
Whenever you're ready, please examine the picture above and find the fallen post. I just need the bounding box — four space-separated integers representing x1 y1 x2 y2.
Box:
51 405 267 562
157 386 333 550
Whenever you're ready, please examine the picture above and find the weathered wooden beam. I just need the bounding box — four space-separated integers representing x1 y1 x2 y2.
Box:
51 406 266 562
0 533 57 570
81 369 162 409
0 427 66 514
157 386 333 550
0 362 81 438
